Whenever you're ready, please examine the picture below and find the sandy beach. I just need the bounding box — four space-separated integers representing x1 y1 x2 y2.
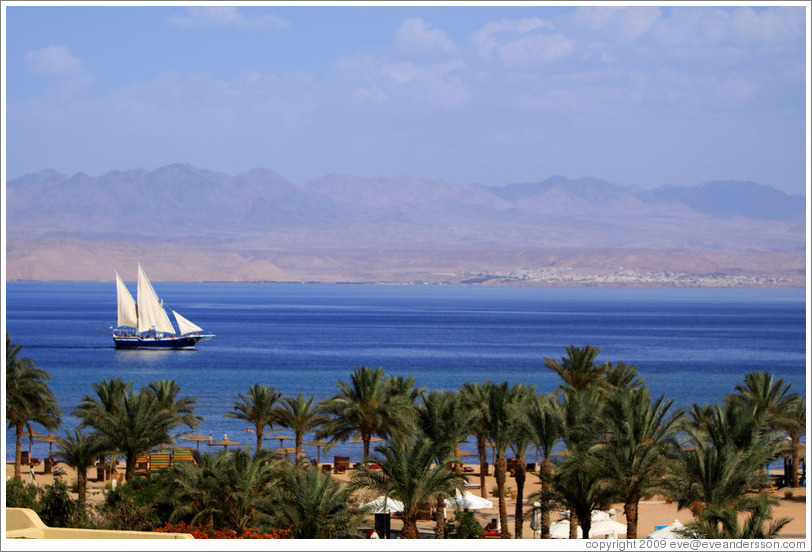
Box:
6 459 807 539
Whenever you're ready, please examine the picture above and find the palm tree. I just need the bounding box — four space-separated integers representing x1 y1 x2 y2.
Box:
523 393 563 538
56 428 107 503
167 449 278 535
415 389 473 538
317 366 414 459
506 384 535 538
602 361 645 394
6 334 61 480
544 345 606 392
726 371 795 423
554 386 608 538
268 463 367 538
726 371 806 487
274 393 329 459
480 381 520 538
589 386 682 538
73 378 201 480
460 381 490 497
351 438 466 539
665 401 783 520
684 492 791 538
224 383 281 453
146 380 203 438
553 454 615 539
783 400 806 488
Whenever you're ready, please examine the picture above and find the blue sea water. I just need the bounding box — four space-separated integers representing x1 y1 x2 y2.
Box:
4 282 807 462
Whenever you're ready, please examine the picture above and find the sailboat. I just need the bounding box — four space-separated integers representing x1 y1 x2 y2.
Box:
111 265 215 349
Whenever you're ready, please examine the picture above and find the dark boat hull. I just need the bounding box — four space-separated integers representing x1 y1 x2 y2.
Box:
113 335 212 349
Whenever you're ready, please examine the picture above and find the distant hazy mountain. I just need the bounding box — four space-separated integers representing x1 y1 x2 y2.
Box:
5 165 806 283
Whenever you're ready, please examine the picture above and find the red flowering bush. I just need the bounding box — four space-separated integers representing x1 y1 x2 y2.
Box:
154 521 292 539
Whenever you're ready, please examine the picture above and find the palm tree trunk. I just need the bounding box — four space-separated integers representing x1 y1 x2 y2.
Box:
477 434 487 497
540 457 552 538
363 429 371 460
581 516 592 540
625 501 639 539
256 426 263 452
401 517 420 539
435 494 445 538
577 506 591 539
790 436 801 488
15 421 24 480
295 432 303 460
78 469 87 503
569 511 579 539
125 453 135 481
514 462 526 538
495 454 509 538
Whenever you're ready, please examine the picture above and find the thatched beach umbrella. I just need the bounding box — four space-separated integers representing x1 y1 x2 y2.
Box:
207 438 244 453
180 433 214 452
264 434 294 449
34 432 63 457
274 446 298 458
21 427 45 459
304 439 330 463
349 436 384 462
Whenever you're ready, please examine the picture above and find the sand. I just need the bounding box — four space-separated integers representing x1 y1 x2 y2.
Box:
5 459 807 539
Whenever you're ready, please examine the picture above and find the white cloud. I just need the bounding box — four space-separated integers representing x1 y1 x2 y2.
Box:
651 6 803 51
573 7 660 42
24 45 87 78
375 59 469 109
394 17 458 56
472 17 574 67
471 17 551 58
167 7 289 31
498 33 575 67
351 86 388 105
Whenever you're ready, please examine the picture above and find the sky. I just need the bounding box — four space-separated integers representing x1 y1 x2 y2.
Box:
2 1 809 195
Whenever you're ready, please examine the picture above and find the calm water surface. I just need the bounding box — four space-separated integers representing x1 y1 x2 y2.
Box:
4 282 807 461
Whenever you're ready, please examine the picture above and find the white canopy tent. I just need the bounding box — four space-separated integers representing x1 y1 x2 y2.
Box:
361 496 404 514
549 520 583 539
647 519 689 539
444 490 494 510
589 519 628 538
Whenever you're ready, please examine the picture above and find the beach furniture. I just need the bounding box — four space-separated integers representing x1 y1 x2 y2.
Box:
172 447 195 465
333 456 350 474
322 464 332 474
149 451 172 473
134 453 149 474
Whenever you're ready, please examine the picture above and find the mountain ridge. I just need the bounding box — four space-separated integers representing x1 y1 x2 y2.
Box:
5 165 806 285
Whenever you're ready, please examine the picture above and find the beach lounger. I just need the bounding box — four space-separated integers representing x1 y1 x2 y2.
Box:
134 453 149 474
173 447 195 465
149 451 172 473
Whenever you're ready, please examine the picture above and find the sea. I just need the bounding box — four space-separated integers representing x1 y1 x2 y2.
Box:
3 282 808 463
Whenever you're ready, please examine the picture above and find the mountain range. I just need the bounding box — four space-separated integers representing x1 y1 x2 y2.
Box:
5 165 807 285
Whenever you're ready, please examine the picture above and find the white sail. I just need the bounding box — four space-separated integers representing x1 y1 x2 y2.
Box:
136 264 176 334
173 310 205 335
115 271 138 328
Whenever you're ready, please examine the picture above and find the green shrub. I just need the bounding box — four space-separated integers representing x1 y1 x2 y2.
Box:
5 478 40 510
446 509 485 539
37 480 82 527
98 490 161 531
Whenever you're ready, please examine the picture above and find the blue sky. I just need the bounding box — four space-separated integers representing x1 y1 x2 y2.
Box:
2 2 809 194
